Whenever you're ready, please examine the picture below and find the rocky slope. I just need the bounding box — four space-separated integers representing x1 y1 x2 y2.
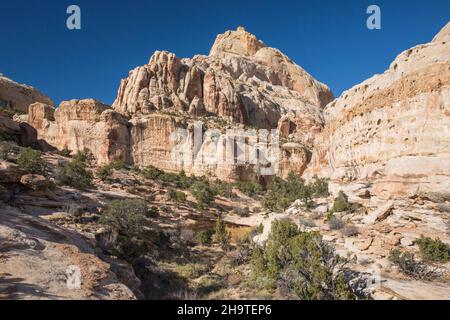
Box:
307 23 450 201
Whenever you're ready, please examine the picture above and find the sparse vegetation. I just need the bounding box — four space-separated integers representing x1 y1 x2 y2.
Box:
235 180 263 198
214 217 230 248
17 148 46 175
95 164 113 181
251 220 355 300
341 224 360 237
196 230 213 246
328 216 345 230
56 151 93 189
190 180 217 210
261 173 330 213
167 188 187 203
329 191 361 214
389 249 441 280
415 236 449 263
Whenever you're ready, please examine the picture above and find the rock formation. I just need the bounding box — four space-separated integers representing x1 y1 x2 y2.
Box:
307 22 450 200
0 74 54 113
28 27 333 181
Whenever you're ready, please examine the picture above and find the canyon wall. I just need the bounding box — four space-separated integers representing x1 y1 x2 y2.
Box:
307 23 450 200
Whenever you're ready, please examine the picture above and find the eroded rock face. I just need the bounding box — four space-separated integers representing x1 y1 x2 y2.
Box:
307 23 450 199
28 99 130 165
0 75 54 113
41 27 330 180
113 27 333 130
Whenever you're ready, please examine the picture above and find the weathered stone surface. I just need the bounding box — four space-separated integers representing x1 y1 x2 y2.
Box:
0 74 54 113
113 27 333 131
20 174 54 191
28 99 130 165
307 23 450 200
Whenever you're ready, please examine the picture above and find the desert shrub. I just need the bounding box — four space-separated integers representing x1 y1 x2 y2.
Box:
196 230 213 246
309 175 329 197
436 203 450 213
262 173 316 212
330 191 361 214
255 223 264 235
140 165 164 180
56 154 93 189
100 199 149 237
235 180 263 197
328 216 345 230
95 164 113 181
72 150 94 165
233 207 250 218
147 206 159 218
299 218 316 228
64 203 83 222
17 148 46 175
415 236 449 263
214 217 230 248
167 188 187 203
341 224 360 237
389 249 441 280
110 160 126 170
191 181 217 210
252 220 355 300
212 179 234 198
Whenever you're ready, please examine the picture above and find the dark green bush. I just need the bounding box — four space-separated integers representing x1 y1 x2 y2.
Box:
17 148 46 175
330 191 361 214
309 175 330 197
214 217 230 248
196 230 213 246
56 152 93 189
95 164 113 181
251 220 355 300
328 216 345 230
191 181 217 210
415 236 449 263
389 249 440 280
235 180 263 197
262 173 315 212
167 188 187 203
100 199 149 237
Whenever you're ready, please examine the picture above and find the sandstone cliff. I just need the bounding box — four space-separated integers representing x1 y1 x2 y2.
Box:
0 74 54 113
28 28 333 181
307 22 450 200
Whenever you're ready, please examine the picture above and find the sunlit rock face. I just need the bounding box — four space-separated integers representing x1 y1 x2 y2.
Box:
0 75 54 113
307 23 450 199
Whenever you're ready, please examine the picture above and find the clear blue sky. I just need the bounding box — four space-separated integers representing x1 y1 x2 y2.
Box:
0 0 449 105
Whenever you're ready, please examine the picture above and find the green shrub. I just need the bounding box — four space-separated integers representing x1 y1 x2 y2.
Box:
191 181 217 210
235 180 263 197
341 224 360 237
99 199 149 237
251 220 355 300
328 216 345 230
167 188 187 203
309 175 329 197
389 249 440 280
214 217 230 248
262 173 314 212
196 230 213 245
330 191 361 214
56 153 93 189
415 236 449 263
212 179 234 198
17 148 46 175
95 164 113 181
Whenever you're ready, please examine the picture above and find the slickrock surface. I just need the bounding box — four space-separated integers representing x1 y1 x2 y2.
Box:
0 75 54 113
307 22 450 200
